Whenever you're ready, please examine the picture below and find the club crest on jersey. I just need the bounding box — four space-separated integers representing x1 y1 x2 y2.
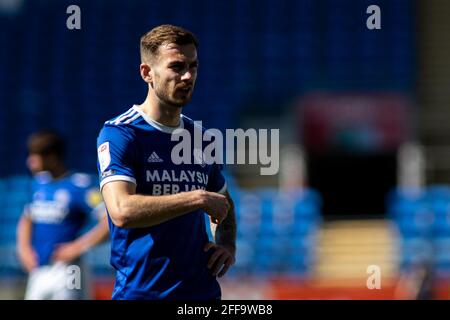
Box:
54 189 70 205
147 152 163 163
98 142 111 172
33 191 45 201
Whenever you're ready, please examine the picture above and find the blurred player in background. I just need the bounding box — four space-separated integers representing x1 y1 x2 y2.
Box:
16 130 109 300
394 260 434 300
97 24 237 300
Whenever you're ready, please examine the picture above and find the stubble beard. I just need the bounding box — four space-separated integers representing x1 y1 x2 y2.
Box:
154 81 192 109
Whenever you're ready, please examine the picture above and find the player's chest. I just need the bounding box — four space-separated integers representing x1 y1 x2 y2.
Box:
134 139 212 195
29 187 76 223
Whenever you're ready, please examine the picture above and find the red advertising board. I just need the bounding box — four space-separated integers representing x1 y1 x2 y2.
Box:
297 93 413 154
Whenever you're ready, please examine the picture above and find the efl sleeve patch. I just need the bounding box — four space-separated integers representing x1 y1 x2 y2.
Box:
98 142 111 172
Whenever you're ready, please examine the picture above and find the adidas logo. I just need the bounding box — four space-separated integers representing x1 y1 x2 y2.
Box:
147 152 163 163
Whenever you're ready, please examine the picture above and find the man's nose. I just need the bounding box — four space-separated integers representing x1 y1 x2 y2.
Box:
180 70 192 81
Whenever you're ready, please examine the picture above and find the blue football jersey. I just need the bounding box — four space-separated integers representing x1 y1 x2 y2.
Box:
25 172 104 266
97 105 227 300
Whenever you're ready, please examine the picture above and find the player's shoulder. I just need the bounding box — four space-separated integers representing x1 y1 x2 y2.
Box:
99 106 142 140
181 114 208 133
33 171 53 185
104 106 142 126
67 173 102 206
69 172 95 189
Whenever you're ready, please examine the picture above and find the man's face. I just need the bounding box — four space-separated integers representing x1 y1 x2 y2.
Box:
26 153 45 175
150 43 198 108
26 153 59 175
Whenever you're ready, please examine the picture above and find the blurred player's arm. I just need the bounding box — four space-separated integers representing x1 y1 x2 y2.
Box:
16 208 38 272
101 180 229 228
52 207 109 263
205 190 237 277
213 191 236 251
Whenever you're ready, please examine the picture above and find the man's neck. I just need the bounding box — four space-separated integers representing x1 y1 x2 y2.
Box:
48 165 68 180
139 91 182 127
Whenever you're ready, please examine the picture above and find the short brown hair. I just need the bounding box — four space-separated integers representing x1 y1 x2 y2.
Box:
140 24 199 62
27 130 65 158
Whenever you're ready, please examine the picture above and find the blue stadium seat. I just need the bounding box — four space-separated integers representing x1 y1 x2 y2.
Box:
235 191 263 238
6 176 31 191
388 189 433 238
232 238 256 275
389 186 450 276
427 186 450 237
433 237 450 278
399 237 434 270
84 243 113 275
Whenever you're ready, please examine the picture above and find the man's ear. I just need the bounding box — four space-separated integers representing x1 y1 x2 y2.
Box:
140 63 152 84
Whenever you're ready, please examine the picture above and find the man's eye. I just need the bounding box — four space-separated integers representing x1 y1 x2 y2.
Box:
170 65 182 71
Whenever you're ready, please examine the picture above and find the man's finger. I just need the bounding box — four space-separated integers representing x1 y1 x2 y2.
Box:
204 242 215 252
207 248 224 269
212 253 229 276
218 257 233 278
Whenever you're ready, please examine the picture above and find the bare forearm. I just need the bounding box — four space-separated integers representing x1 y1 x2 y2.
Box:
214 206 237 253
17 215 33 250
118 190 204 228
16 214 38 271
73 217 109 253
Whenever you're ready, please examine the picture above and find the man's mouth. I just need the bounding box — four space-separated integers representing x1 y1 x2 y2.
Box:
178 87 191 94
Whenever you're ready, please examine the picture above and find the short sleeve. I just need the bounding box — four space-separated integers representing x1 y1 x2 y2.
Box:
206 163 227 194
97 125 136 191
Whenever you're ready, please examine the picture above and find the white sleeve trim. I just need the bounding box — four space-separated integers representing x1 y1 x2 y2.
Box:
216 182 227 195
100 175 137 191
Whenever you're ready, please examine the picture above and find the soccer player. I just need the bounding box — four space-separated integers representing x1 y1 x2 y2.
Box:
97 24 237 300
16 130 109 300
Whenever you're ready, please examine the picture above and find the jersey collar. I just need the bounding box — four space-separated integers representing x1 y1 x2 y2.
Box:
132 105 184 134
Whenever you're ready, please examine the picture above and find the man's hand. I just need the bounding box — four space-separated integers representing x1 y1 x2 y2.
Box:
51 241 83 263
204 242 236 278
199 191 230 224
17 245 38 273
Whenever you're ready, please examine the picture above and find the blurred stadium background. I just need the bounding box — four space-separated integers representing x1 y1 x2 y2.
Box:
1 0 450 299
